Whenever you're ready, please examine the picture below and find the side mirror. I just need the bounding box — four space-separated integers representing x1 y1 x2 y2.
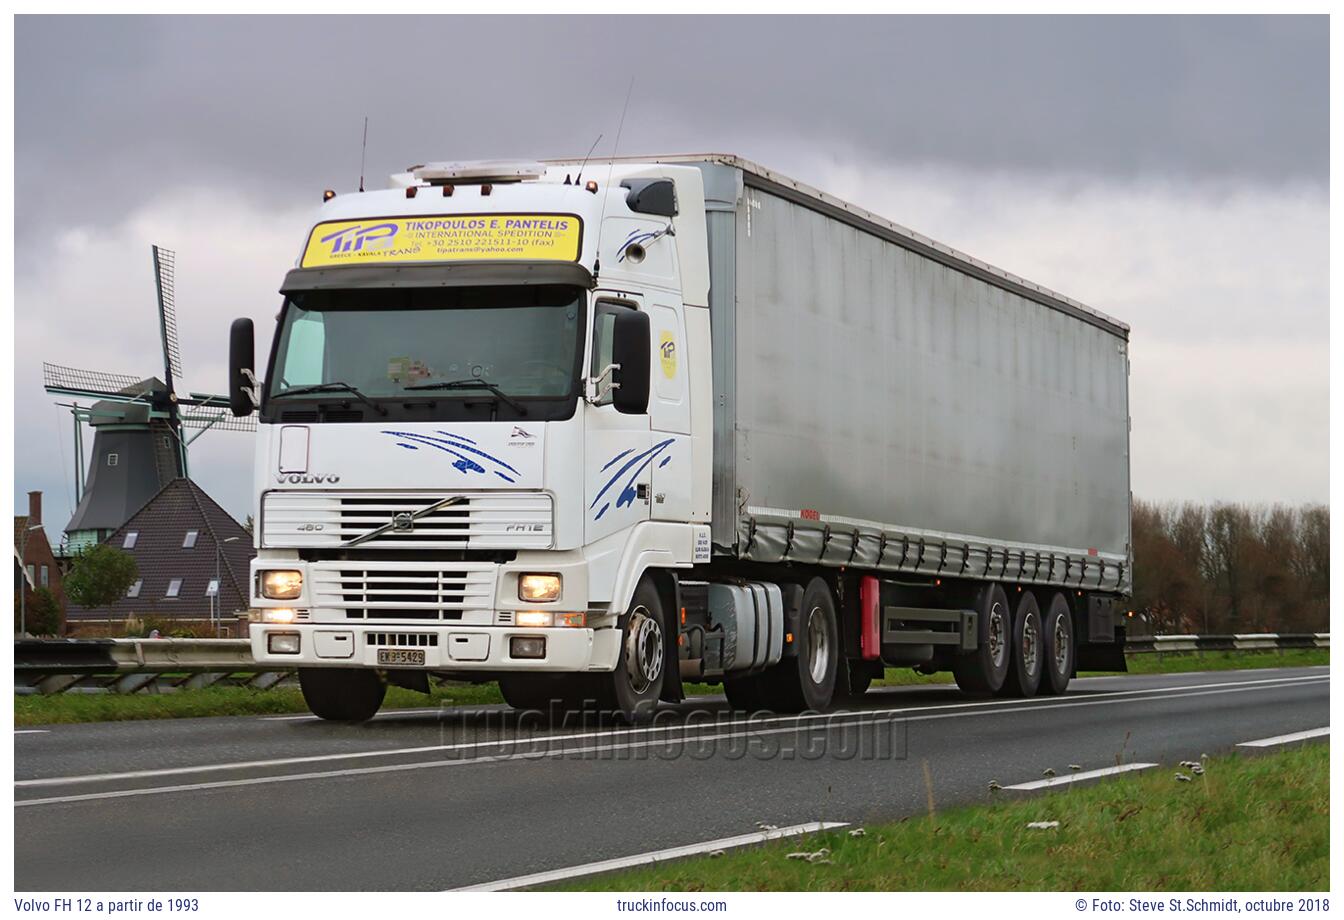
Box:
229 318 256 416
611 309 650 415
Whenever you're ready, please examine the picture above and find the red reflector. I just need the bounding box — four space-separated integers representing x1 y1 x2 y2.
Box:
1087 547 1099 556
859 576 880 660
800 509 820 521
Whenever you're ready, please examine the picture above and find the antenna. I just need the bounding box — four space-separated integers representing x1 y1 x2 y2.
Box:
359 116 369 193
594 77 635 277
574 132 603 184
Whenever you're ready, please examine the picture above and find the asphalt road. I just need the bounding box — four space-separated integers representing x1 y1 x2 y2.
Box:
13 666 1329 891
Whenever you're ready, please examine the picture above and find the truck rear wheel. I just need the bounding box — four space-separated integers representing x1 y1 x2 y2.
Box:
1040 592 1075 695
763 577 839 712
953 583 1011 695
601 579 667 723
998 590 1044 697
298 668 386 722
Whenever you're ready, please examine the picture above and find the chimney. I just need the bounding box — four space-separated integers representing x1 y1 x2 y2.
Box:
27 491 41 527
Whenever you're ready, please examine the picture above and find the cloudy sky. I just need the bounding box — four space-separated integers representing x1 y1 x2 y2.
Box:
13 15 1329 534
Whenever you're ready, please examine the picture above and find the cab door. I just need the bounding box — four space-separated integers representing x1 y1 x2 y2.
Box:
585 294 653 545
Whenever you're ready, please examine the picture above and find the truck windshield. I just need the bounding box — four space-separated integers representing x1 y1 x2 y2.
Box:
265 285 584 422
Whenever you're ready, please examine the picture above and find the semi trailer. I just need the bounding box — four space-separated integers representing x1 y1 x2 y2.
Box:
230 154 1132 722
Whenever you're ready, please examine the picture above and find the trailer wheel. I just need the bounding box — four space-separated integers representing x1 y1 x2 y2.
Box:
298 668 386 722
1040 592 1075 695
602 578 667 723
763 577 839 712
998 590 1044 697
952 583 1011 695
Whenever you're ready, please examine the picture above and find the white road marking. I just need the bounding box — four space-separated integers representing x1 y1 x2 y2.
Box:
1237 727 1329 747
13 674 1326 806
452 821 849 891
16 671 1325 790
1004 762 1157 791
15 730 49 735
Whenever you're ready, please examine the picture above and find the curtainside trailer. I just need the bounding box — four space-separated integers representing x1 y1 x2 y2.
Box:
229 153 1132 722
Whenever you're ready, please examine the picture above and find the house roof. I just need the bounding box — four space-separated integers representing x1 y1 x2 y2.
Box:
67 477 256 621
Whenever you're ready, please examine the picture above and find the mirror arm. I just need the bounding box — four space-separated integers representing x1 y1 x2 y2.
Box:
584 362 622 404
239 368 260 410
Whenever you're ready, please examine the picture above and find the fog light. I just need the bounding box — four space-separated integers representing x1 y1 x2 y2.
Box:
510 636 546 659
518 573 561 602
268 632 301 655
261 570 303 600
515 610 554 628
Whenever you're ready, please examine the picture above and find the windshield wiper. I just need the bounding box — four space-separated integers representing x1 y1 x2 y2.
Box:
404 379 528 416
271 382 388 416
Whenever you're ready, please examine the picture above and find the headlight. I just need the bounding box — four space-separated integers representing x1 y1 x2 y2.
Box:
260 570 303 600
518 573 561 602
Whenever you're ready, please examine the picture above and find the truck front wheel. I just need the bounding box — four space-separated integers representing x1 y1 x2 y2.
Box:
603 579 667 723
298 668 386 722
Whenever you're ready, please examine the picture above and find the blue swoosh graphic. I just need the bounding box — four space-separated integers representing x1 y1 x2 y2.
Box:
592 438 674 520
383 429 520 483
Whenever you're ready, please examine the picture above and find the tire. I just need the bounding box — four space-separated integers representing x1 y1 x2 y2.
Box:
953 583 1011 695
998 590 1044 697
723 674 770 713
1040 592 1075 695
299 668 386 722
600 578 667 723
763 577 839 713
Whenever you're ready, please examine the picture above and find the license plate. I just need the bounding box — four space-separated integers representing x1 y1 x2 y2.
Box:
376 648 425 666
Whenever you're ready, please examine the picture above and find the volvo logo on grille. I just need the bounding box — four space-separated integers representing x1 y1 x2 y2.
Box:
391 512 415 533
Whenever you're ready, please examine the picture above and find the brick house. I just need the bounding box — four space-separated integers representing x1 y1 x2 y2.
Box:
66 478 255 636
14 491 66 635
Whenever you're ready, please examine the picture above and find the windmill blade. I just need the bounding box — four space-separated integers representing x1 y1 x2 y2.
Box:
42 362 156 402
153 245 183 387
181 407 257 433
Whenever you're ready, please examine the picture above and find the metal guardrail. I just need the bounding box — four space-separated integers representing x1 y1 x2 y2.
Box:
12 633 1330 695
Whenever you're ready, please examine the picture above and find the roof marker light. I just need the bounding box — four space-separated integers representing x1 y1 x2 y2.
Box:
406 186 418 199
585 180 598 194
442 184 454 197
481 183 492 196
322 189 336 202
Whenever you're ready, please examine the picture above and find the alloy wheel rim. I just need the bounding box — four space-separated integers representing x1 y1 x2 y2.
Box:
806 606 830 684
625 606 663 695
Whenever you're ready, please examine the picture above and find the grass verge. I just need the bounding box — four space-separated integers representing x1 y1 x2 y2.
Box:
549 744 1329 891
13 680 503 726
14 648 1326 726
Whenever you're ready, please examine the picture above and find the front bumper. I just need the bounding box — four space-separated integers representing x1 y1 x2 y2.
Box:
251 623 621 673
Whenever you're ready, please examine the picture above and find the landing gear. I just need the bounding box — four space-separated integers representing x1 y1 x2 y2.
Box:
953 583 1011 695
299 668 387 722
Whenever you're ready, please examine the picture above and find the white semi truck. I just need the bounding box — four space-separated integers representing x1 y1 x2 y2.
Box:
231 154 1132 722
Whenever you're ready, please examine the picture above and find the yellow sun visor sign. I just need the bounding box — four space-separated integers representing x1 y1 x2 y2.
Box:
300 213 583 268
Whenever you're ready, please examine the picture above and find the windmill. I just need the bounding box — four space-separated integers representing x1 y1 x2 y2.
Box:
43 245 256 553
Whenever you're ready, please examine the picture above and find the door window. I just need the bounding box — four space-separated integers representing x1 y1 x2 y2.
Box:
590 300 637 407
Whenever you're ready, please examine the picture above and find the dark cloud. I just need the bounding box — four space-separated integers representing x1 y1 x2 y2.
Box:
16 15 1328 241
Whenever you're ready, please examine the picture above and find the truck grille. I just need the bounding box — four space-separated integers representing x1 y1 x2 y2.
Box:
262 491 552 550
309 562 495 620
